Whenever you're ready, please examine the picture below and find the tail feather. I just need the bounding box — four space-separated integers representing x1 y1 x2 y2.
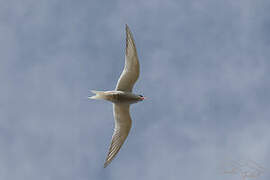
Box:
88 90 106 100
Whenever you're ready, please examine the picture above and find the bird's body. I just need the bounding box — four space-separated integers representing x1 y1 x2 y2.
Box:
89 24 144 167
90 90 143 104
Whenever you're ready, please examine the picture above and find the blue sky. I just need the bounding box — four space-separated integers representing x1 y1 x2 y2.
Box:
1 0 269 179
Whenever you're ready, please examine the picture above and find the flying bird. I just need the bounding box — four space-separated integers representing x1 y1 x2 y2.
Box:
89 24 145 168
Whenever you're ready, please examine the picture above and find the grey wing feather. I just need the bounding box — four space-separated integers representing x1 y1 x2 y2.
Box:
115 24 140 92
104 104 132 167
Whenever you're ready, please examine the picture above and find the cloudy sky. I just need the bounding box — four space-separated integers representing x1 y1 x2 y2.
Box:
1 0 269 179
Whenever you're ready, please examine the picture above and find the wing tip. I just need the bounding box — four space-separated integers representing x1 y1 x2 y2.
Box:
104 157 113 168
125 24 132 36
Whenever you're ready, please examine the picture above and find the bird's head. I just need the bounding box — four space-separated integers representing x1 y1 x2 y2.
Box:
137 94 146 101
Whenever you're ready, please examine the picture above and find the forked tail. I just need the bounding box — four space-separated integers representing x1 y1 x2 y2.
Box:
88 90 106 100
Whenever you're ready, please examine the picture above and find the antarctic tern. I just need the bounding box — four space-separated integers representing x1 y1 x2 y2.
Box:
89 24 144 167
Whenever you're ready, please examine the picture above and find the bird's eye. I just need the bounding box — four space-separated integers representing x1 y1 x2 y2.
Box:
139 95 143 97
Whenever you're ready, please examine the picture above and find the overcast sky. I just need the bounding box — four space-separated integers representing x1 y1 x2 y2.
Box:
0 0 269 180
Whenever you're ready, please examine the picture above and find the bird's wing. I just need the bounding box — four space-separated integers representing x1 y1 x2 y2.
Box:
115 24 140 92
104 104 132 167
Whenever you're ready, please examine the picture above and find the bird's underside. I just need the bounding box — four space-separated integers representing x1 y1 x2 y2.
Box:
104 25 140 167
89 24 142 168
